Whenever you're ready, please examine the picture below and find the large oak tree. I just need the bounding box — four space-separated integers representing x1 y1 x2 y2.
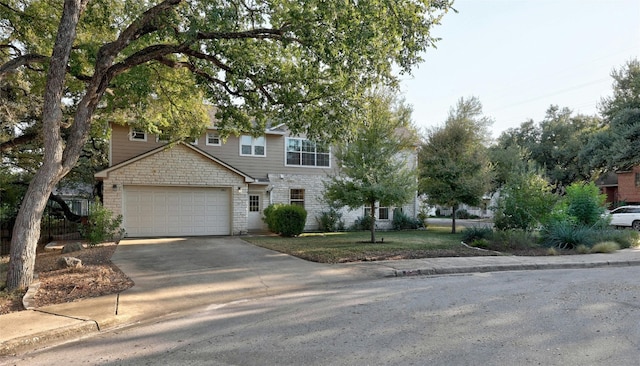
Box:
1 0 453 290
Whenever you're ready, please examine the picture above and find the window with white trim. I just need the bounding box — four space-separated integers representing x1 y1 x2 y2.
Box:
290 189 305 207
286 137 330 167
240 135 265 156
364 206 390 220
129 128 147 141
206 132 221 146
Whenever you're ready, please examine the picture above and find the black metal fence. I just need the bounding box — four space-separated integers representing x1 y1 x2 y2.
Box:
0 211 83 256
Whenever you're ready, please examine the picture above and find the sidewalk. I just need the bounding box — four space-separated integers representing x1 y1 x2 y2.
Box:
2 238 640 357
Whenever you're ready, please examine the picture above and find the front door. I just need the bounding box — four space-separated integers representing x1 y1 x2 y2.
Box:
248 193 265 231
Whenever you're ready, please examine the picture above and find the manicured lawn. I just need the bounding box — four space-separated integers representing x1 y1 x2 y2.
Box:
244 225 497 263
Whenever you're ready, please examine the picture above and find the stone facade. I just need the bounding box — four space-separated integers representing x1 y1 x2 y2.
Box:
266 173 328 230
99 144 249 235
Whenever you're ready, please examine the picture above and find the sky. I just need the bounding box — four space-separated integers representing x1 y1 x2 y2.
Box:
400 0 640 138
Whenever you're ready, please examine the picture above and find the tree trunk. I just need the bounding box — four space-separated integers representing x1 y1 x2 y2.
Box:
451 204 457 234
6 165 63 289
370 201 376 243
5 0 86 291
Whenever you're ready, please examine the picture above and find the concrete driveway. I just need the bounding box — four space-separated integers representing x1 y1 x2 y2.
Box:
109 237 380 324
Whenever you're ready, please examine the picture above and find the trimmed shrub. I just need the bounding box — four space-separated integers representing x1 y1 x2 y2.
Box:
263 204 285 233
316 208 344 232
264 204 307 236
79 199 124 246
392 209 423 230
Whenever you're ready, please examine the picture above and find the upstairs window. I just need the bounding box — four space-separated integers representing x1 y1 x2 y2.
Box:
206 132 221 146
240 135 266 156
129 128 147 141
286 137 330 167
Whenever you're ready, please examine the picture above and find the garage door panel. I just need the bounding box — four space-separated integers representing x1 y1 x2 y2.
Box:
124 186 231 237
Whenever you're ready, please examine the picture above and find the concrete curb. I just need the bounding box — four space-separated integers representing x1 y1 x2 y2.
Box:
392 259 640 277
0 315 99 356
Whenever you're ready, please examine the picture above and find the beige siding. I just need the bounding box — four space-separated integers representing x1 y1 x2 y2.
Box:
110 124 338 179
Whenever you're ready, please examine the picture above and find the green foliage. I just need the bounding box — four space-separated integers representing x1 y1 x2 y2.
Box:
352 215 374 231
392 209 423 230
596 229 639 249
488 230 539 252
540 220 594 249
461 226 494 243
564 182 608 226
493 106 601 188
538 181 610 249
323 88 418 242
582 59 640 171
454 209 478 219
263 204 307 237
493 172 557 231
79 200 124 246
316 209 344 232
263 204 285 233
419 97 493 233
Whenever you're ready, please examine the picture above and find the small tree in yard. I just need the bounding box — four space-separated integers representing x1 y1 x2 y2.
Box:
324 89 417 243
419 97 493 233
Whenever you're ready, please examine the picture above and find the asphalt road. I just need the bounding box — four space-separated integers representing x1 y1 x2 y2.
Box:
6 266 640 365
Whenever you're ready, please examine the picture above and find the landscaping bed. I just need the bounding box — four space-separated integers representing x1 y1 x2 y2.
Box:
0 244 133 315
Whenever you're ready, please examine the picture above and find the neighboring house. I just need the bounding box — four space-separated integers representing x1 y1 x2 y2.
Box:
51 184 92 217
595 172 619 207
596 167 640 207
95 122 420 237
615 166 640 205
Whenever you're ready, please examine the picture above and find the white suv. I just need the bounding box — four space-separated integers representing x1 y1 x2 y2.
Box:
607 205 640 230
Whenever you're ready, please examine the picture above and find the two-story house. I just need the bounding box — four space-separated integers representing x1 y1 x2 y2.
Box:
95 122 420 237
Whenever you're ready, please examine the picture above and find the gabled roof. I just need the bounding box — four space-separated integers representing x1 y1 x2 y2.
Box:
95 142 254 183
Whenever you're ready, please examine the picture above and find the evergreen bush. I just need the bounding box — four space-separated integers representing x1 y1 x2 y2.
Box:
264 204 307 237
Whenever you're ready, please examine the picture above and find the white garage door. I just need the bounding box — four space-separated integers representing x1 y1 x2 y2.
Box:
124 186 231 237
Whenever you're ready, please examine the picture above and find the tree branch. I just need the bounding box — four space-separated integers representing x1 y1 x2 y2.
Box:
197 27 300 43
48 193 83 222
0 54 48 80
0 131 39 152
